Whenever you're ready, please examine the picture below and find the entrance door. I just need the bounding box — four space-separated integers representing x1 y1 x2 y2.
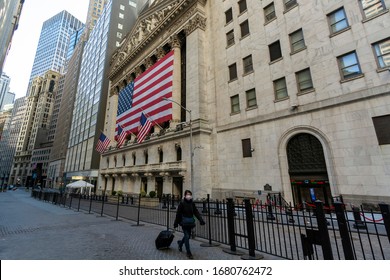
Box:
287 133 332 207
172 177 183 200
155 177 163 200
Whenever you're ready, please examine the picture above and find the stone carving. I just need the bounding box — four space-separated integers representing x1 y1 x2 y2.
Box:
184 14 206 36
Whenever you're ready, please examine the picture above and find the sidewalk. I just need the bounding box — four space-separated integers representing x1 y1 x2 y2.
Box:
0 188 283 260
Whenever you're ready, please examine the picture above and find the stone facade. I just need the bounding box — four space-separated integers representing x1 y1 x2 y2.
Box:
101 0 390 206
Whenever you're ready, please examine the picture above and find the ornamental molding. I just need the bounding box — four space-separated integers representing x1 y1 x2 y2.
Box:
109 0 207 82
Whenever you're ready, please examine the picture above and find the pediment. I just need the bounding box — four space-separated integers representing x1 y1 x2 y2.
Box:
109 0 206 79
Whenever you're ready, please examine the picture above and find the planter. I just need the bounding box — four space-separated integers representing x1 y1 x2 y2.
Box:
140 197 160 207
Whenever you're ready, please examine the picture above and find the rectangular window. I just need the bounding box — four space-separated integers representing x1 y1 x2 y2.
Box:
274 78 288 100
264 3 276 23
119 13 124 19
372 115 390 145
296 68 314 93
328 7 349 34
284 0 297 10
372 38 390 69
225 8 233 24
289 29 305 53
118 23 123 30
337 51 362 80
360 0 386 19
229 63 238 81
238 0 247 14
243 55 253 74
242 138 252 158
246 88 257 108
231 95 240 113
269 40 282 62
226 30 235 47
240 20 250 37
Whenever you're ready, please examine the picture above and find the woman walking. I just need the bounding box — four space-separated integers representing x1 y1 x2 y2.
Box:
173 190 205 259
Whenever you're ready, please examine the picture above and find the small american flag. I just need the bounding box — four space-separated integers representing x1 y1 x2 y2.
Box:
137 113 152 144
96 132 110 153
115 124 128 148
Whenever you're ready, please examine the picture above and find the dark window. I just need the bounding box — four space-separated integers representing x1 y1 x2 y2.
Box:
176 147 182 161
243 55 253 74
246 88 257 108
269 40 282 62
337 51 362 80
231 95 240 113
240 20 250 37
372 115 390 145
145 151 148 164
238 0 247 14
159 150 163 163
229 63 238 81
328 7 349 34
133 154 136 165
264 3 276 23
284 0 297 10
225 8 233 24
226 30 235 47
242 138 252 157
372 38 390 69
49 80 55 92
360 0 386 19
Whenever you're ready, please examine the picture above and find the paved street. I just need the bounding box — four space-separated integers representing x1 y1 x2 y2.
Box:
0 188 282 260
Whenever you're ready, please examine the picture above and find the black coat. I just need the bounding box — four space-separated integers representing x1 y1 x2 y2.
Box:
174 199 204 227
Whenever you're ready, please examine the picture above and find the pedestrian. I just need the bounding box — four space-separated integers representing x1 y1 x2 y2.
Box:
173 190 205 259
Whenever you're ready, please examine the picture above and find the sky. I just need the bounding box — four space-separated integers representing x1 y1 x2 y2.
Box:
3 0 90 98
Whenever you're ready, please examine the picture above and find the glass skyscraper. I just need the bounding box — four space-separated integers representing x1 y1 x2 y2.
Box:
65 0 137 181
28 10 84 89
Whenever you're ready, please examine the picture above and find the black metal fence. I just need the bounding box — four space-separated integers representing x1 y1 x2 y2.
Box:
31 190 390 260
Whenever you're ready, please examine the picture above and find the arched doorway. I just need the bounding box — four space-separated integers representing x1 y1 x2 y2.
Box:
287 133 332 207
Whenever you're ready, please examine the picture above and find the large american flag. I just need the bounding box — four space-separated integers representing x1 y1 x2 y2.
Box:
96 132 111 154
116 50 174 134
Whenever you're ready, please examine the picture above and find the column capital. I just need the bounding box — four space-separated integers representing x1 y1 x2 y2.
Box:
184 14 206 36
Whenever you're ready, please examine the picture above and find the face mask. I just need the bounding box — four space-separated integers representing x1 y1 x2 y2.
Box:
185 195 192 200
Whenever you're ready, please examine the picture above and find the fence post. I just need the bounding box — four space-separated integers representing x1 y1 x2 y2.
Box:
334 201 355 260
223 198 244 255
132 193 144 227
266 194 275 220
200 194 220 247
162 194 167 209
215 199 222 215
115 195 120 221
352 206 366 229
77 194 81 212
241 199 264 260
100 194 105 216
88 194 93 214
315 200 333 260
379 203 390 243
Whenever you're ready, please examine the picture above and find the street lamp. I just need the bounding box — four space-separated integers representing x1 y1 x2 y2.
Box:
162 97 193 194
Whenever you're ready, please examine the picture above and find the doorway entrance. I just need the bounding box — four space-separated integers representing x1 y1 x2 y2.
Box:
287 133 332 207
172 177 183 200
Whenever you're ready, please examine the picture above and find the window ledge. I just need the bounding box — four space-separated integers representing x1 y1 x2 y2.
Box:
290 46 307 56
240 34 250 41
224 20 233 27
297 88 315 96
269 57 284 65
362 9 389 23
228 78 238 83
329 26 351 38
246 105 258 111
274 96 290 103
283 4 298 14
238 10 248 17
242 70 254 77
230 111 241 116
264 17 277 26
340 74 364 83
226 43 235 49
377 67 390 73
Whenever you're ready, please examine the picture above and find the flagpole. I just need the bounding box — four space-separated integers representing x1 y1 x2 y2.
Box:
162 97 193 194
139 107 164 130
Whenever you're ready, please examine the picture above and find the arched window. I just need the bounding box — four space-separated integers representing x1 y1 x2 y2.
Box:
176 147 182 161
158 147 163 163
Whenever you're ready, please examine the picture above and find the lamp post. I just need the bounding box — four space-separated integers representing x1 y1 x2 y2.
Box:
162 97 193 194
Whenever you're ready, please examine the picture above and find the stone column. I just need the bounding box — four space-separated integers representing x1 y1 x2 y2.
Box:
121 174 128 192
108 80 119 141
169 34 182 128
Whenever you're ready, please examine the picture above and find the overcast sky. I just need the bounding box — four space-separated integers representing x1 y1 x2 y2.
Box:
3 0 89 98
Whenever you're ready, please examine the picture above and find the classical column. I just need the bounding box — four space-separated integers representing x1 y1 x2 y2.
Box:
169 34 182 128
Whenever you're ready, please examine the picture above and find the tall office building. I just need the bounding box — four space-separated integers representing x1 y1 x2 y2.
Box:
0 97 25 187
0 0 24 74
64 0 138 184
85 0 109 31
0 73 15 111
27 11 84 90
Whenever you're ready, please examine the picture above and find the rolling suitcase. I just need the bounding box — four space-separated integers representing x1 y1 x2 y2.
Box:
155 195 174 249
155 230 174 249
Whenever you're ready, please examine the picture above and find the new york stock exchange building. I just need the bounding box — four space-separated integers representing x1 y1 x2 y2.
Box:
99 0 390 208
